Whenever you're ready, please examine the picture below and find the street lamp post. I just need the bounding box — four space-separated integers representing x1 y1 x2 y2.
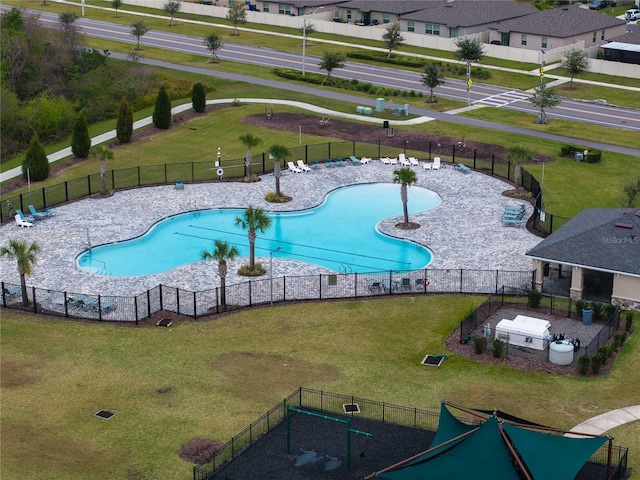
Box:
216 146 221 167
302 7 323 75
270 246 282 306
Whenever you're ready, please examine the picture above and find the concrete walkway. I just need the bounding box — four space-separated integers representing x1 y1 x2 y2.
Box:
567 405 640 437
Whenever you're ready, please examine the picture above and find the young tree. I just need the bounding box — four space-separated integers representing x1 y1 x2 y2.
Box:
562 48 591 88
421 64 445 103
192 82 206 113
58 11 77 31
1 239 40 307
319 51 345 86
111 0 123 17
116 98 133 143
163 0 182 27
382 24 405 59
71 111 91 158
152 86 172 129
267 144 290 197
506 146 533 191
22 135 49 181
227 3 247 36
529 83 560 124
203 32 223 63
392 167 418 225
621 177 640 208
131 20 150 50
201 239 239 310
234 206 272 273
91 145 114 195
455 38 485 106
239 133 262 181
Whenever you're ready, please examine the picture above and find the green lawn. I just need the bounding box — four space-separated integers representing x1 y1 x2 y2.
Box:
1 299 638 480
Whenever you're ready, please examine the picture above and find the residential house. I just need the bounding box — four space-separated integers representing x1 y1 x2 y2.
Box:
526 208 640 312
491 5 627 50
600 31 640 64
399 1 538 39
334 0 427 25
250 0 345 16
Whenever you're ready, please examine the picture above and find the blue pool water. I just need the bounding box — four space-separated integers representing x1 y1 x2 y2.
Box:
77 183 440 276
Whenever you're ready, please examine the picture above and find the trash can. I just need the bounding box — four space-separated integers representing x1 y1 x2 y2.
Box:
376 98 385 112
582 308 592 326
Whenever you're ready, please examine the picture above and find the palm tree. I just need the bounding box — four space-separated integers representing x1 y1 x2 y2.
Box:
507 146 533 191
201 239 239 310
234 207 272 272
91 145 114 195
392 167 418 225
1 239 40 306
131 20 150 50
239 133 262 181
266 144 290 198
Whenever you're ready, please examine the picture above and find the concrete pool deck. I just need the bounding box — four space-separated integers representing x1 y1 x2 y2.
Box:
0 162 541 296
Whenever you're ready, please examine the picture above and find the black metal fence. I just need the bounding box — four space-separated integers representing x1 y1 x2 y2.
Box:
1 268 534 323
459 287 621 366
1 138 569 233
193 386 628 480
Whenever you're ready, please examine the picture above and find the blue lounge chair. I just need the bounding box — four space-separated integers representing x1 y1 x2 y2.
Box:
175 179 184 189
325 159 335 168
16 209 35 223
3 286 20 301
502 218 527 227
28 205 49 219
335 158 346 167
349 156 361 165
311 161 322 169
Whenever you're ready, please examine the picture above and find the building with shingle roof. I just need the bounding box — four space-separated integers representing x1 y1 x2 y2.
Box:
600 31 640 64
491 5 627 50
400 1 538 38
526 208 640 311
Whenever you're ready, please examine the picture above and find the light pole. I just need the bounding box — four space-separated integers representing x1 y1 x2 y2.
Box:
302 7 323 75
270 246 282 306
216 146 221 167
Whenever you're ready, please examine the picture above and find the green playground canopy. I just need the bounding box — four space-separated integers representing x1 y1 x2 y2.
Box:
372 402 609 480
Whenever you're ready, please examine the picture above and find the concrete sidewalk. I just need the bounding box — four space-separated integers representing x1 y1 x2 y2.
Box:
567 405 640 437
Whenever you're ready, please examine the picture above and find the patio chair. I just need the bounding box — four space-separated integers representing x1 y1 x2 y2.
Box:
367 279 382 293
28 205 50 219
16 209 35 223
287 161 302 173
380 157 391 165
325 159 336 168
389 157 398 165
311 161 322 169
296 160 311 172
432 157 441 170
423 162 432 171
335 158 346 167
175 179 184 189
360 157 371 165
14 214 33 228
3 286 20 302
348 156 361 165
409 157 419 167
400 278 412 291
399 153 410 166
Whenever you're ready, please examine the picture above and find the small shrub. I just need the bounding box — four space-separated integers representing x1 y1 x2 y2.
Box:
604 304 617 319
591 352 606 374
625 312 634 332
473 336 487 354
577 355 590 375
598 344 612 359
238 262 266 276
591 302 604 320
527 290 542 308
614 331 627 346
574 300 586 317
492 339 505 358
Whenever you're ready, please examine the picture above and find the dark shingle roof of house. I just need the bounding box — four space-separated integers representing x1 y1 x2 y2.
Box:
495 5 627 37
607 31 640 45
402 1 538 27
526 208 640 276
275 0 347 8
338 0 431 14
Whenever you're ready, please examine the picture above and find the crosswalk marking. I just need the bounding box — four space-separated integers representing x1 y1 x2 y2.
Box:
474 90 530 108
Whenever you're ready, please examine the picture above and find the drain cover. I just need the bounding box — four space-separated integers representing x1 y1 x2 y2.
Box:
94 410 115 419
157 318 172 327
421 354 445 367
343 403 360 414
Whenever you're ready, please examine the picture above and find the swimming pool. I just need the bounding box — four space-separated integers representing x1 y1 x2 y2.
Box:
77 183 441 276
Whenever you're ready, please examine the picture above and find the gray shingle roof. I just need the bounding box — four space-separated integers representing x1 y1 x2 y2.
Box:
275 0 347 8
338 0 440 14
495 5 627 37
402 1 538 28
607 31 640 45
526 208 640 276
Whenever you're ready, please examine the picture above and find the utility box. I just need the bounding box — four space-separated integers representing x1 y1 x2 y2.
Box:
376 98 385 112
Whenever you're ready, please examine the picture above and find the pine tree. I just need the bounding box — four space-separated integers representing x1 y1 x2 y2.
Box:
71 111 91 158
23 135 50 181
116 98 133 143
152 86 172 129
192 82 206 113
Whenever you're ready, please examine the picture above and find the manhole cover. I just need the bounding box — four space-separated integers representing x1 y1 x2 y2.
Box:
343 403 360 414
94 410 115 419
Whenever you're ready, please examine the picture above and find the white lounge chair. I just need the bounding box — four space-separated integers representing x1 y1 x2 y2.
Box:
296 160 311 172
389 157 398 165
380 157 391 165
409 157 419 166
423 162 432 170
287 161 302 173
15 214 33 228
432 157 441 170
399 153 410 166
360 157 371 165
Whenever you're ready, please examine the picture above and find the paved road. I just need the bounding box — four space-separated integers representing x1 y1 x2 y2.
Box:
20 6 640 133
